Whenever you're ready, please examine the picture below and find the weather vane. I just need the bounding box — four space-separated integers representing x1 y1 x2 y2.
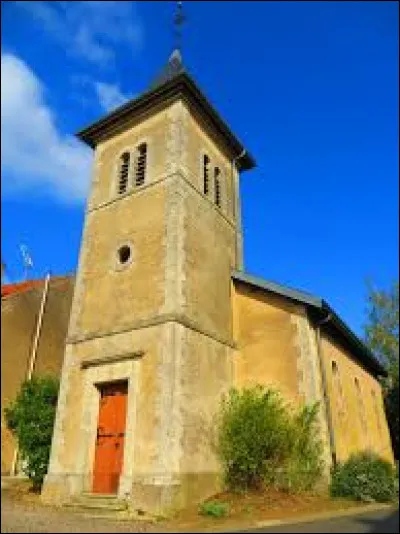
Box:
174 1 186 53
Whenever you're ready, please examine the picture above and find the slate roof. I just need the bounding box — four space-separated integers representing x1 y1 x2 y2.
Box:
149 49 186 90
1 276 73 299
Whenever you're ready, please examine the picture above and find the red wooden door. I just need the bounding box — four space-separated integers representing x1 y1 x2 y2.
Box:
92 381 128 494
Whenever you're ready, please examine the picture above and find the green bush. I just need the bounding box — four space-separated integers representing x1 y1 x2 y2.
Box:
330 451 398 503
215 386 324 492
5 376 59 491
275 404 324 492
199 501 229 518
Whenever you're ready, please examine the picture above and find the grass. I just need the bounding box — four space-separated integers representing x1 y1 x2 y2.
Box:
199 500 229 518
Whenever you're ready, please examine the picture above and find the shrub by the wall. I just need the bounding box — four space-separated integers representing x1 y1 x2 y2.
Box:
330 451 398 503
5 376 59 491
275 404 324 492
215 386 324 492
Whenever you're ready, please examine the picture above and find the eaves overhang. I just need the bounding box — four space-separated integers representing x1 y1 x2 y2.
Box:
76 72 255 171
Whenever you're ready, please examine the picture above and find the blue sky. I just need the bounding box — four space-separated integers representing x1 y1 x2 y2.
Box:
1 1 398 337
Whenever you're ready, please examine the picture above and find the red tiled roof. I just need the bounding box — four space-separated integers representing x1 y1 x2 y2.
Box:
1 275 73 299
1 279 44 298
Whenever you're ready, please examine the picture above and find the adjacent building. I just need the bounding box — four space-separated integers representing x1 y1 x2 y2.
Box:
1 276 75 474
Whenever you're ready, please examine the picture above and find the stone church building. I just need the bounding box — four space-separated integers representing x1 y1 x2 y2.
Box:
40 50 393 512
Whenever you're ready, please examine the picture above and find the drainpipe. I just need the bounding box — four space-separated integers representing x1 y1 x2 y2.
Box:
315 311 338 467
11 272 51 476
232 149 246 271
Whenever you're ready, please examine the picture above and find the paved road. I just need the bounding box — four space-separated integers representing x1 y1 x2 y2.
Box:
238 508 399 533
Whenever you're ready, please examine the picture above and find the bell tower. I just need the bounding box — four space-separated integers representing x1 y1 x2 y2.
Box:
42 44 255 512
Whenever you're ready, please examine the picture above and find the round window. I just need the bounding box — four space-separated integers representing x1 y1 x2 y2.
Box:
118 245 131 265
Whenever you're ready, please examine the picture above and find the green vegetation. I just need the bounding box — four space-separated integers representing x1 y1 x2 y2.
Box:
365 280 399 458
330 451 398 503
5 376 59 491
214 386 324 493
199 500 229 518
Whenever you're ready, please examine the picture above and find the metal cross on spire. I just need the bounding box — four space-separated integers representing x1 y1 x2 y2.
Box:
173 1 186 54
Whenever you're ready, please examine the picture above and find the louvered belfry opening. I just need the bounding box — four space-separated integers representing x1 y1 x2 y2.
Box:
118 152 130 194
214 167 221 207
203 154 210 195
135 143 147 187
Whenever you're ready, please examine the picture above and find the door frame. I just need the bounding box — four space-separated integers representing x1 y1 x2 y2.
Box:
77 356 141 498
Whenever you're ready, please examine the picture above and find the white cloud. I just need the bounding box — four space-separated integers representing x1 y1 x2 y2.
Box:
1 53 92 203
14 1 144 67
94 81 130 112
70 73 131 113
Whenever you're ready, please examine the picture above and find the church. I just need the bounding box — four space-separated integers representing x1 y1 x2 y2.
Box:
40 46 393 513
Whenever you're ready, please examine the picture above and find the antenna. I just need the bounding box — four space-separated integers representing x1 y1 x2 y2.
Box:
20 244 34 281
174 1 186 54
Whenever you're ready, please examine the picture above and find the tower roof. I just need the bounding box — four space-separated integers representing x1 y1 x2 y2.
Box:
149 49 185 90
76 52 255 171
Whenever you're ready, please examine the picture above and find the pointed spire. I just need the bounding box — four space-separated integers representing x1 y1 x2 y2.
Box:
148 2 187 90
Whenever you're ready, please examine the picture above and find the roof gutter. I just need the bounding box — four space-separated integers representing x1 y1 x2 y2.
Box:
76 73 256 170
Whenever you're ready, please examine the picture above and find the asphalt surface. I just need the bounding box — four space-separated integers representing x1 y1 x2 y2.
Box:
238 508 399 533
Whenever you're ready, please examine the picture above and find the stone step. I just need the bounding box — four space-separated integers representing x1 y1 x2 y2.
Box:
78 511 154 522
64 506 156 522
65 494 129 513
78 493 124 504
65 506 129 518
80 492 118 499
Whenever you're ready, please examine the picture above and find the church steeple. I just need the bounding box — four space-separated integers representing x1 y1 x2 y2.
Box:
149 2 186 90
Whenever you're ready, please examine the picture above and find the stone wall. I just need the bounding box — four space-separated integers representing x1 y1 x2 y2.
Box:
321 332 393 463
232 281 301 403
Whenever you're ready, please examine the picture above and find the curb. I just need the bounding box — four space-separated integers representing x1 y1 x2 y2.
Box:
190 503 398 533
222 502 397 533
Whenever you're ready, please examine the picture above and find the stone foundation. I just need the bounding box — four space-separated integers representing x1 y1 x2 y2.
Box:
41 471 222 514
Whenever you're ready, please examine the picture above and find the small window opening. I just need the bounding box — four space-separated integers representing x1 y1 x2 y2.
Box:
214 167 221 207
203 154 210 195
135 143 147 187
118 245 131 265
118 152 130 195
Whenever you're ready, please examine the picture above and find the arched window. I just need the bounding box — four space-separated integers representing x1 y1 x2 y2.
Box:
135 143 147 187
332 361 346 419
355 378 368 434
203 154 210 195
118 152 130 195
214 167 221 208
